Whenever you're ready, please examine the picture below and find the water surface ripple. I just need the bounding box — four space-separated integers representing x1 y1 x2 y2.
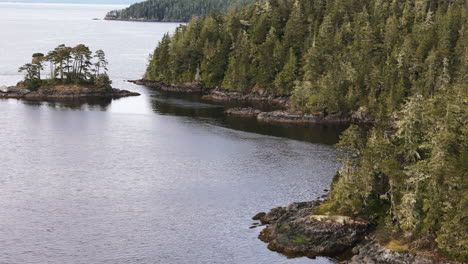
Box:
0 3 342 263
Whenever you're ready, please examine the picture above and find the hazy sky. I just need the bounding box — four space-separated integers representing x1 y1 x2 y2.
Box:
0 0 142 4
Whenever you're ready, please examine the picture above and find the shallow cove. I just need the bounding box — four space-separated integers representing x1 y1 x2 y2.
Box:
0 3 345 263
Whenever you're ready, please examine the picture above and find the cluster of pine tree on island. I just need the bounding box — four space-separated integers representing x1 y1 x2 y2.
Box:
146 0 467 261
105 0 252 22
18 44 111 91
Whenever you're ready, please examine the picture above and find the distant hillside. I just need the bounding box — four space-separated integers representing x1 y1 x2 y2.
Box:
0 0 141 4
105 0 252 22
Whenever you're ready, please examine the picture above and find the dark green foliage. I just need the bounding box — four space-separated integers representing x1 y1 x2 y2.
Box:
146 34 171 82
273 48 297 94
22 78 42 91
94 73 112 90
18 61 42 91
19 44 111 90
145 0 467 260
106 0 252 22
147 0 466 118
222 30 252 92
331 85 467 260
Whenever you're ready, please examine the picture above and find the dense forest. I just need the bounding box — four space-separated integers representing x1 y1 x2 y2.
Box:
105 0 252 22
146 0 467 261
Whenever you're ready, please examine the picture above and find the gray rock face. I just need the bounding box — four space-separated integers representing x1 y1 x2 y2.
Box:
256 201 461 264
344 240 459 264
202 88 290 109
129 79 203 93
225 107 262 117
257 201 371 259
257 111 352 125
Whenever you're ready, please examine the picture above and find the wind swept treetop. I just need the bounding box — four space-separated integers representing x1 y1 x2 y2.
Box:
18 44 111 91
105 0 252 22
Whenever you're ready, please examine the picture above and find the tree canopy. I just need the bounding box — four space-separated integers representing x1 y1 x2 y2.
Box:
19 44 111 91
105 0 252 22
146 0 468 260
146 0 467 116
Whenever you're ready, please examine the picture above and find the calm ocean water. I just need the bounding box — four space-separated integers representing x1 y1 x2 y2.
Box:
0 3 341 263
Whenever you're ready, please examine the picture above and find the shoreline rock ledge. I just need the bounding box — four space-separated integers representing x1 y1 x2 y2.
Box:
128 79 203 93
0 86 140 100
255 201 371 259
255 201 460 264
225 107 375 125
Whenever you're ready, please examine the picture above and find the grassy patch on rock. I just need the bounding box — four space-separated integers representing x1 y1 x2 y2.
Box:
312 201 336 215
386 239 409 253
292 235 313 245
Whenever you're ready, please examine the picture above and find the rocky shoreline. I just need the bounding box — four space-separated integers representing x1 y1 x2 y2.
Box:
0 86 140 100
128 79 204 93
225 107 262 118
225 107 374 125
257 111 352 125
201 88 290 109
131 79 375 125
254 201 460 264
129 79 289 108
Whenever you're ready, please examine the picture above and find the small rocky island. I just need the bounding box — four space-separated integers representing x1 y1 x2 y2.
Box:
1 44 139 101
0 85 139 100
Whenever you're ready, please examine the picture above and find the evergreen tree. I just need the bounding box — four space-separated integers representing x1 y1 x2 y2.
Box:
222 30 251 91
254 27 280 87
273 48 297 94
19 45 113 90
143 0 468 260
106 0 253 22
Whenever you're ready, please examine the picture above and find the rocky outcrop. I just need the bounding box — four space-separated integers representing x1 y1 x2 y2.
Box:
222 108 376 125
344 240 460 264
257 111 352 125
128 79 203 93
255 201 461 264
201 88 290 109
0 86 140 100
256 201 371 259
225 107 262 118
351 106 375 124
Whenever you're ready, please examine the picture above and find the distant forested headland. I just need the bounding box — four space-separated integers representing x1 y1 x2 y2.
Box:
0 0 141 4
105 0 252 22
145 0 467 261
